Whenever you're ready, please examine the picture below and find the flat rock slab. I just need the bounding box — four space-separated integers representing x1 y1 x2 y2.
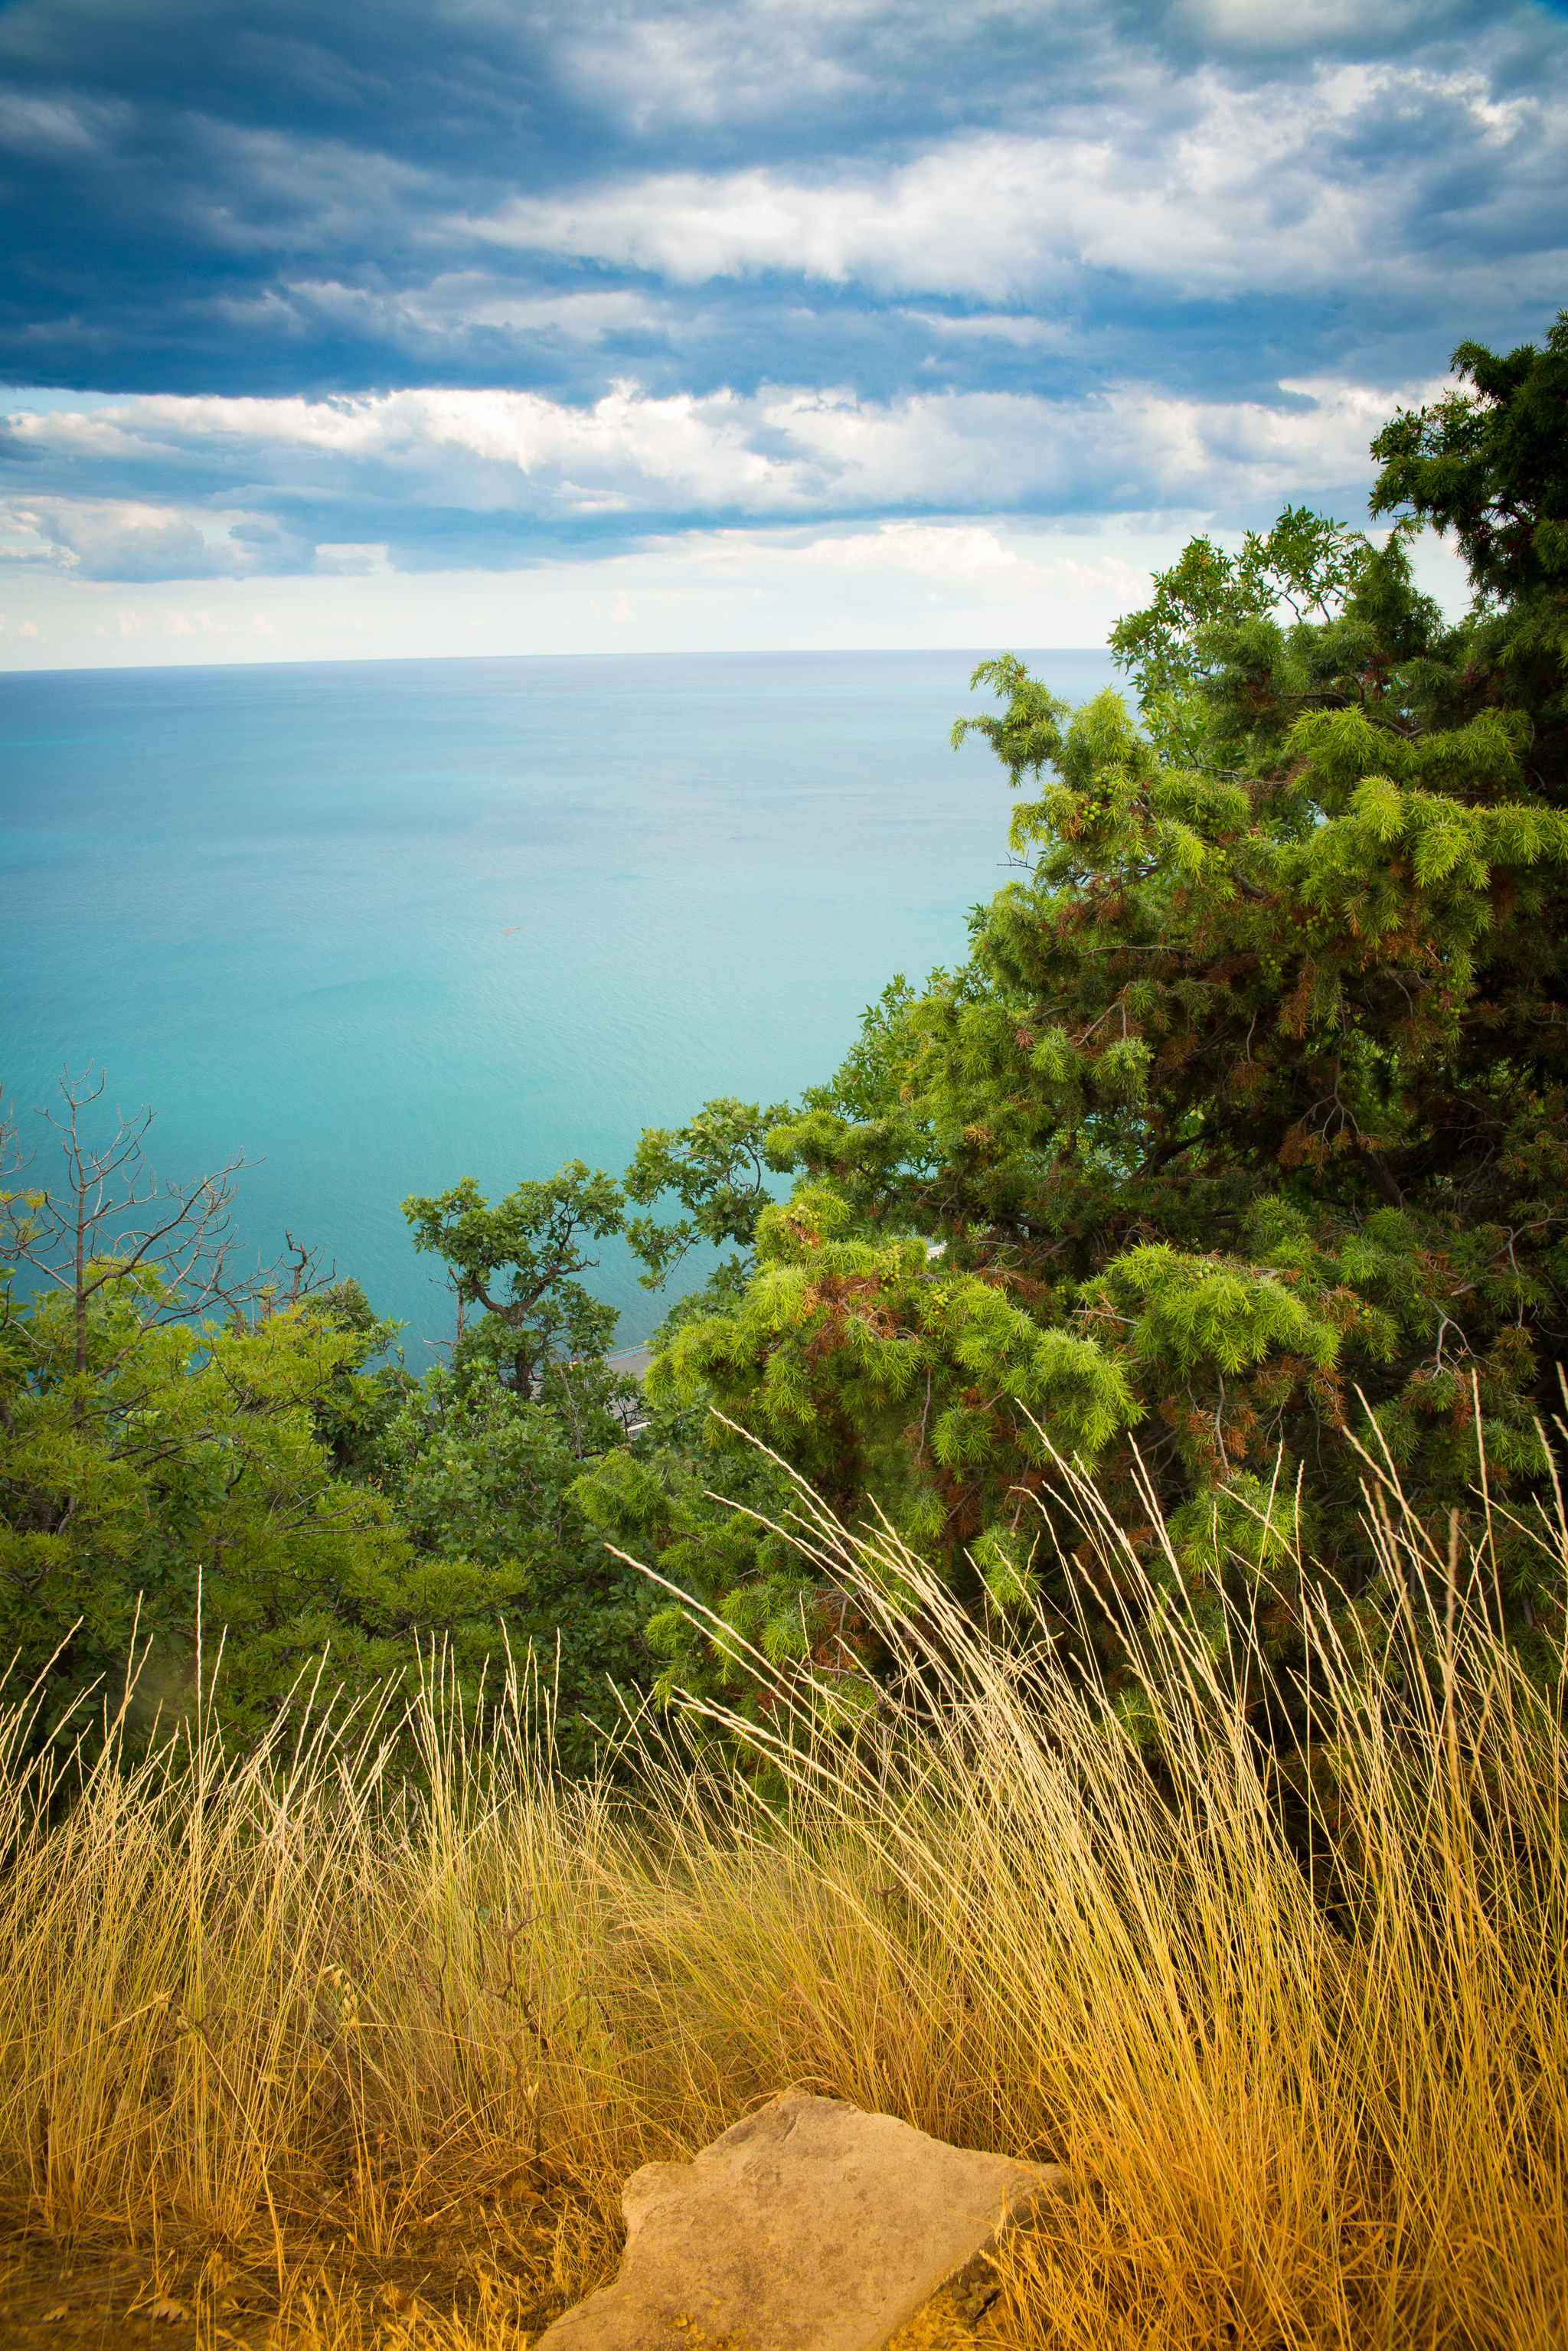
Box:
535 2088 1068 2351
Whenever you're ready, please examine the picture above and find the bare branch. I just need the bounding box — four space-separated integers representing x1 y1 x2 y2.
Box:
0 1068 330 1376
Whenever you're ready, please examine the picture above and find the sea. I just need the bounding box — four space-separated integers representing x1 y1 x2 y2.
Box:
1 648 1115 1357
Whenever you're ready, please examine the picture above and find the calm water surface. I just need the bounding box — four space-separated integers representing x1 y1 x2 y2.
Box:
2 648 1114 1349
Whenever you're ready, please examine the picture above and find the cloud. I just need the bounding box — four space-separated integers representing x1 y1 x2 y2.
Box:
0 91 118 152
0 368 1432 580
0 504 1476 673
457 75 1566 313
0 0 1560 408
0 490 288 579
160 606 224 634
0 0 1560 622
799 523 1040 584
1170 0 1439 56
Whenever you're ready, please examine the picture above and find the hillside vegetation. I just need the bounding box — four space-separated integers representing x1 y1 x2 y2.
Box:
4 310 1566 1747
0 311 1565 2346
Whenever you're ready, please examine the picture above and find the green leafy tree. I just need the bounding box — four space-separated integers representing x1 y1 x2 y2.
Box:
2 1066 258 1387
1104 506 1375 764
1369 309 1568 782
622 1096 791 1289
403 1163 626 1399
397 1159 668 1750
636 311 1568 1702
286 1275 407 1482
371 1361 649 1768
0 1077 529 1745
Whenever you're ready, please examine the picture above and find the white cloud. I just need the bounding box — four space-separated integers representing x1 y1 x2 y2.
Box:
314 543 391 574
799 522 1038 583
178 122 435 257
550 0 874 135
0 518 1189 669
1172 0 1438 51
0 485 323 580
791 522 1162 616
0 90 119 153
0 492 256 580
0 369 1430 581
277 274 671 346
456 68 1566 308
0 0 1559 452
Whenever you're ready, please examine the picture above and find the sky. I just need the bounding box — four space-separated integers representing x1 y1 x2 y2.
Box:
1 0 1564 667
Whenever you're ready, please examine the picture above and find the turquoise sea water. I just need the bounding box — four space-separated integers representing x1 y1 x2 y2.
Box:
2 648 1114 1352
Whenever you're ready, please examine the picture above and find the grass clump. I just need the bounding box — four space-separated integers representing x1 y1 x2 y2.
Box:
0 1450 1562 2350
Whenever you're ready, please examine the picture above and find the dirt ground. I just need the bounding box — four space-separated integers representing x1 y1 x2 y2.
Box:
0 2176 603 2349
0 2209 1021 2351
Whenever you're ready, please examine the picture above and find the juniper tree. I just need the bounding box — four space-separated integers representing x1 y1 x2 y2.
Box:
609 311 1568 1706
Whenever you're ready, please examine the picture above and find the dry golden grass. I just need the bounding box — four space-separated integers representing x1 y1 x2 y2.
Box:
0 1445 1563 2349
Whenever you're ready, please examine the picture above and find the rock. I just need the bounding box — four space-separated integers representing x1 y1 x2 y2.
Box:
534 2088 1070 2351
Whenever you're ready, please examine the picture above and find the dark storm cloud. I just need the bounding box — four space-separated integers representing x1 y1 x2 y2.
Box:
1 0 1564 576
2 0 1564 400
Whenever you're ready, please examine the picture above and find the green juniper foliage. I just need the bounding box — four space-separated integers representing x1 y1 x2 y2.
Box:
619 311 1567 1707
